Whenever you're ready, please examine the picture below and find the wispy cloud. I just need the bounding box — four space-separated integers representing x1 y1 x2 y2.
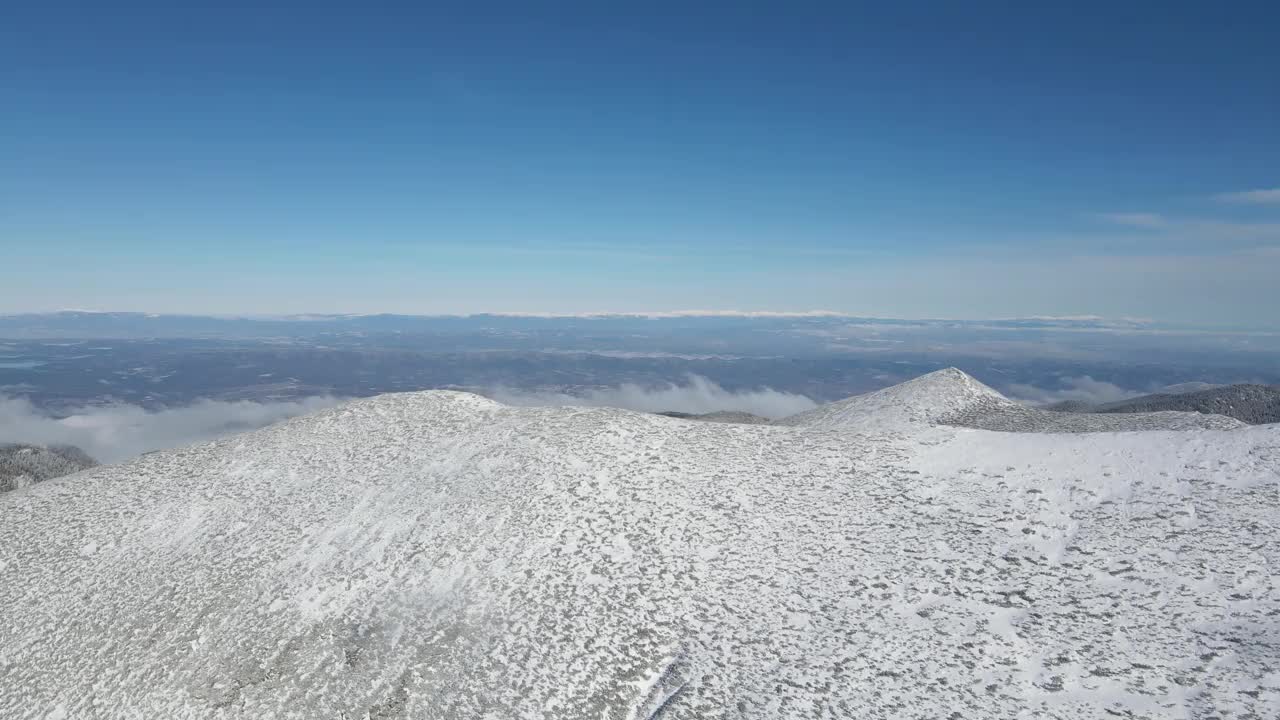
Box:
428 242 681 263
1093 212 1280 243
1215 188 1280 205
1095 212 1169 229
484 375 817 419
1183 220 1280 241
1004 376 1141 406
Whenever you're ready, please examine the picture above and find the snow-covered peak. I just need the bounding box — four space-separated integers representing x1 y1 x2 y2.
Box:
778 368 1242 433
778 367 1010 429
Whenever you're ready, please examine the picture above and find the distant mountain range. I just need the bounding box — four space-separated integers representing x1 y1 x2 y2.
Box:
0 443 97 492
1047 384 1280 425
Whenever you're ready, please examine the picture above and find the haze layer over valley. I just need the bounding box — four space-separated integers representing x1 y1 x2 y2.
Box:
4 312 1279 465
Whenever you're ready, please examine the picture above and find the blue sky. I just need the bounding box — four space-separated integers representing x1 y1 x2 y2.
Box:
3 2 1278 325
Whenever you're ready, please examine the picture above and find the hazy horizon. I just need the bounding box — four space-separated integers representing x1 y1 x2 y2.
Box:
5 308 1278 331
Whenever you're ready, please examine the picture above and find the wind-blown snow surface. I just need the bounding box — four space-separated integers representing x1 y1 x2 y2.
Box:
1 370 1277 718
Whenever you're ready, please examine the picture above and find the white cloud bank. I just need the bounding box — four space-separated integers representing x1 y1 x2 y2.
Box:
0 395 344 464
487 375 817 419
1004 376 1140 407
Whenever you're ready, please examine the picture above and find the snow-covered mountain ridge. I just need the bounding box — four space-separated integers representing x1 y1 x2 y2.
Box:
780 367 1245 433
0 443 97 493
1 369 1277 718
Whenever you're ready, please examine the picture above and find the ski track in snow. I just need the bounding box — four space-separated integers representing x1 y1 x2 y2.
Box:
1 369 1277 719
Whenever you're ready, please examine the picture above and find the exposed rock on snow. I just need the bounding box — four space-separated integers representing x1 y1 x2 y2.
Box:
0 369 1276 719
656 410 771 425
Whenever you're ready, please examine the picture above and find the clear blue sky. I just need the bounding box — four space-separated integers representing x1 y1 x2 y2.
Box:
3 1 1278 325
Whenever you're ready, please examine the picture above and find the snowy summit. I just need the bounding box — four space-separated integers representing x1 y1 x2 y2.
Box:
1 369 1277 718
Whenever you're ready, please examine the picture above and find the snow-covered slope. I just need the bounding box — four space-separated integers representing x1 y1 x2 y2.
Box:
1 372 1277 719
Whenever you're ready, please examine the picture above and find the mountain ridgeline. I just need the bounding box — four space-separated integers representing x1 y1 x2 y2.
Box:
1 369 1277 718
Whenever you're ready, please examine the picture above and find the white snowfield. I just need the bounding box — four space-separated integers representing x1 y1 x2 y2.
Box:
1 369 1277 719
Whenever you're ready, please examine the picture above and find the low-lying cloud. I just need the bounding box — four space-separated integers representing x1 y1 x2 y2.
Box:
1004 376 1139 407
0 395 344 464
486 375 817 419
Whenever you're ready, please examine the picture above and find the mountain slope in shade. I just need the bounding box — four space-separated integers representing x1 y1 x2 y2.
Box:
1 371 1277 719
0 443 97 493
944 399 1245 432
1091 384 1280 425
1045 383 1280 425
